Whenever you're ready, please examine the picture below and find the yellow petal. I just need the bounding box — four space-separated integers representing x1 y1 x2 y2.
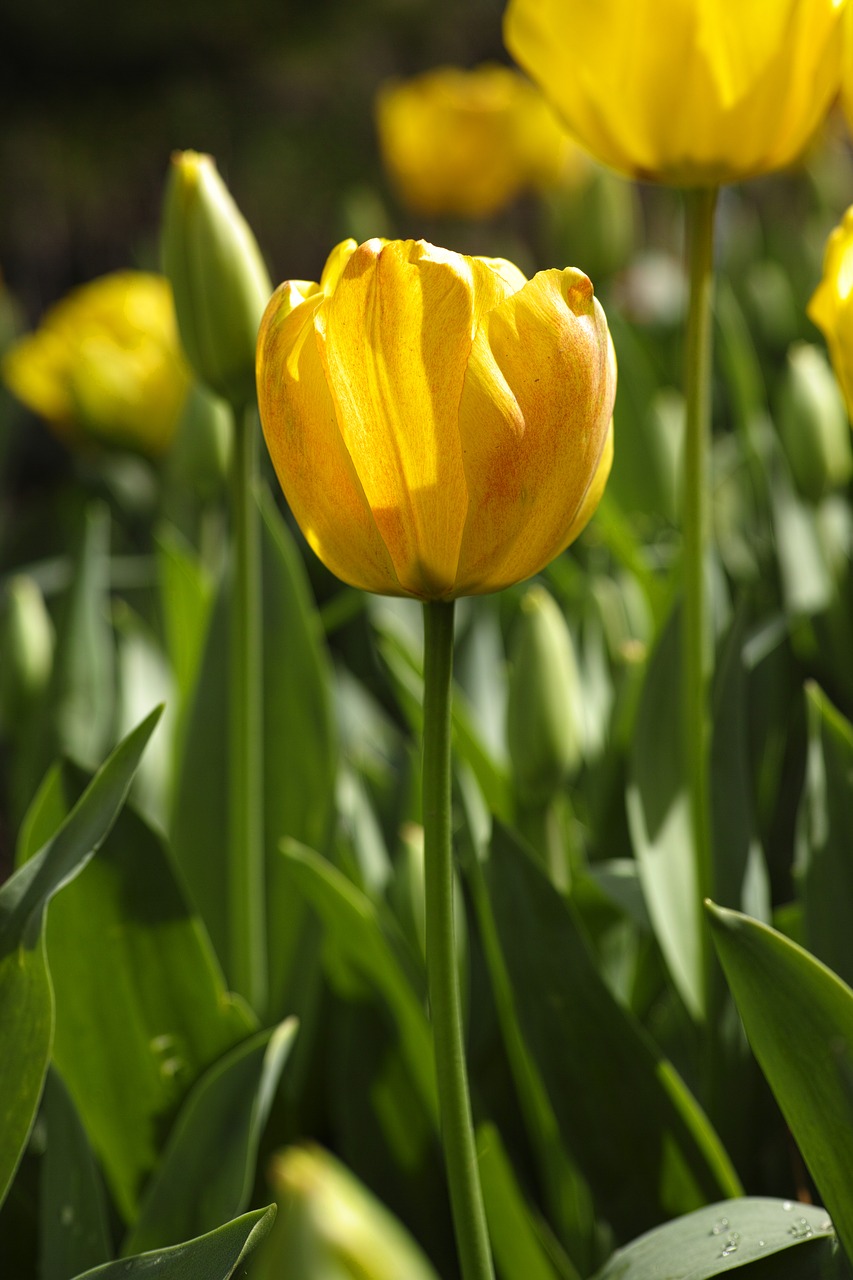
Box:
454 266 615 595
504 0 844 184
316 239 472 599
257 282 403 595
558 415 614 551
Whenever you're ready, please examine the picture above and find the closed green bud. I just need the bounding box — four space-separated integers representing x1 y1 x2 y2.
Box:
0 575 54 728
161 150 272 409
255 1144 439 1280
779 342 853 503
506 585 583 805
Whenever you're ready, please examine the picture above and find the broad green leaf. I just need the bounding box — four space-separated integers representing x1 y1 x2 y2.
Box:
39 1068 111 1280
51 501 115 771
626 606 702 1020
796 684 853 988
708 904 853 1263
40 787 253 1225
155 523 215 716
477 1122 570 1280
168 580 229 965
485 824 741 1241
170 488 337 1015
113 602 174 828
73 1206 276 1280
259 489 337 1016
281 839 437 1123
124 1019 296 1255
711 610 769 921
592 1198 843 1280
462 789 598 1278
0 708 161 1212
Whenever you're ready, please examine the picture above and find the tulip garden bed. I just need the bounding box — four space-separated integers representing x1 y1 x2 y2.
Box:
2 3 853 1280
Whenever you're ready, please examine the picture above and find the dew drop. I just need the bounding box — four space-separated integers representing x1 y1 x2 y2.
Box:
710 1217 729 1236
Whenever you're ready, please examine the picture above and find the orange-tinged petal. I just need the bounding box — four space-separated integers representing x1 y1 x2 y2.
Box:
454 266 615 595
557 415 614 551
316 239 472 599
257 282 403 595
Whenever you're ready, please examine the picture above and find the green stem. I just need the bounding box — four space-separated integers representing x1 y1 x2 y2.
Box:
229 403 267 1013
422 600 495 1280
682 186 718 1023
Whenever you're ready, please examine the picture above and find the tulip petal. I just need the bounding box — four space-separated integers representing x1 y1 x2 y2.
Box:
454 267 615 595
257 283 404 595
316 239 472 599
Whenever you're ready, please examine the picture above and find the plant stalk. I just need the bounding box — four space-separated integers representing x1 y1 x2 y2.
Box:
422 599 495 1280
229 403 267 1013
682 185 718 1024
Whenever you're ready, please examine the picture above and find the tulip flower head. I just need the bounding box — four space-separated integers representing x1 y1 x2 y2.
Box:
808 205 853 426
2 272 191 456
257 237 615 600
503 0 846 186
375 64 585 218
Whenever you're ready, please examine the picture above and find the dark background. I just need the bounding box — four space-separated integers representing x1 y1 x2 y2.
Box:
1 0 514 315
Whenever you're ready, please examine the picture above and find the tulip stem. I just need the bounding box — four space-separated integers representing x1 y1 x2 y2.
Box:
229 403 267 1014
682 185 718 1025
422 600 495 1280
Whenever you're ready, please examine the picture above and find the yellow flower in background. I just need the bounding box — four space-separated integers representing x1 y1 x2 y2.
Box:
504 0 846 186
2 271 191 456
257 237 615 601
808 206 853 423
375 64 585 218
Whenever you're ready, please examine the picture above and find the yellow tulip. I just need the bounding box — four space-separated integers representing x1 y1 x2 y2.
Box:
257 237 615 600
808 205 853 425
503 0 845 186
2 272 191 456
375 64 585 218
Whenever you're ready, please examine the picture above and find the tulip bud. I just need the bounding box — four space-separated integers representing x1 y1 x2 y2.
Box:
255 1144 439 1280
778 343 853 503
506 585 583 805
0 576 54 729
161 150 272 409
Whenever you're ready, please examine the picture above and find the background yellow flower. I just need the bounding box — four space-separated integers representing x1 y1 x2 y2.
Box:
2 271 191 456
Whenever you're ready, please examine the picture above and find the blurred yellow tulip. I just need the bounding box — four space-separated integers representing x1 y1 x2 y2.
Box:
504 0 845 185
2 271 191 456
808 206 853 425
257 237 615 600
254 1144 440 1280
375 63 585 218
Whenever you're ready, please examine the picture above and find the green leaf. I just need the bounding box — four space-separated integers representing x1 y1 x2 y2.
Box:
0 708 161 1212
477 1122 569 1280
281 839 437 1124
169 488 338 1014
72 1205 276 1280
625 605 703 1020
592 1198 843 1280
796 684 853 988
41 787 254 1225
484 824 741 1241
155 523 215 718
51 501 115 770
39 1068 112 1280
124 1018 297 1255
259 489 338 1016
708 904 853 1264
